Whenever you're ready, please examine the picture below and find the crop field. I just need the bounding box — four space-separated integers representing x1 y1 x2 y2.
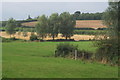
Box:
75 20 107 29
0 32 97 41
21 20 107 29
2 41 118 78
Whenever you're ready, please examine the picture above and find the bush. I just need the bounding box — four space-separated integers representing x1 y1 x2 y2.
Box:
55 43 78 57
77 50 93 59
55 43 93 60
1 37 18 42
30 34 38 41
95 40 119 65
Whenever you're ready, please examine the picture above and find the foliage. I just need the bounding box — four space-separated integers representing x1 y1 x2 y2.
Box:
59 12 76 40
55 43 78 57
1 37 23 42
36 15 48 39
96 2 120 65
27 15 32 20
16 22 22 27
30 34 38 41
95 40 118 64
73 12 103 20
5 18 16 37
48 13 60 40
35 12 76 40
22 28 28 37
1 21 7 27
74 30 106 35
55 43 93 60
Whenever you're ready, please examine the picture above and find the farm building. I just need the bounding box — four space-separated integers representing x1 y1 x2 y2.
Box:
22 20 107 29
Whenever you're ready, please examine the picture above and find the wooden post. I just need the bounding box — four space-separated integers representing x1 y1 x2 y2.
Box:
82 52 84 59
75 50 77 60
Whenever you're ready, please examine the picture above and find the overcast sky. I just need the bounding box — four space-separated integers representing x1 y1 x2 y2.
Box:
2 2 108 21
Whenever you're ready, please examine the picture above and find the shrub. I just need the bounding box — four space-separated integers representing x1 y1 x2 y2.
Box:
55 43 78 57
77 50 93 60
95 40 119 65
1 37 17 42
30 34 38 41
55 43 93 60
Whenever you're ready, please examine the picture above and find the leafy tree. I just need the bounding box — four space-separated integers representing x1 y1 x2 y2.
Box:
55 43 78 57
74 12 103 20
16 22 22 27
17 28 22 38
27 15 32 20
30 34 38 41
96 1 120 65
30 28 35 35
5 18 16 37
36 15 48 40
22 28 28 37
2 21 7 27
59 12 76 40
74 11 81 20
48 13 60 40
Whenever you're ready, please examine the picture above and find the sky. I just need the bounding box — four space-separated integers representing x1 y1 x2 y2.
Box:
1 2 109 21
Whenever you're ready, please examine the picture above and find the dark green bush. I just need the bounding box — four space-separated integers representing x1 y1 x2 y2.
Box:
30 34 38 41
55 43 93 60
1 37 25 42
1 37 16 42
55 43 78 57
95 40 119 65
77 50 92 59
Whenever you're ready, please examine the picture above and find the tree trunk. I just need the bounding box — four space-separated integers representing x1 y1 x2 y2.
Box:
10 35 11 38
42 36 44 40
52 35 55 40
65 36 68 40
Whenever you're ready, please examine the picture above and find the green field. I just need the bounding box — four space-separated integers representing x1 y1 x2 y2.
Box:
2 41 118 78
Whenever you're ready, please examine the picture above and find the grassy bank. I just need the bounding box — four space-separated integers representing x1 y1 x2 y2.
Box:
2 41 118 78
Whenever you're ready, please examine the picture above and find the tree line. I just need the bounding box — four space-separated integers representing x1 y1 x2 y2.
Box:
1 11 103 28
73 11 103 20
36 12 76 40
5 12 76 40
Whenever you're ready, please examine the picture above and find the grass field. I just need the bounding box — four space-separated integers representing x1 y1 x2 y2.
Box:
2 41 118 78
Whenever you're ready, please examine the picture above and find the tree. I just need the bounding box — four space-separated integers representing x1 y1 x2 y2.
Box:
96 1 120 65
74 11 81 20
59 12 76 40
17 28 22 38
5 18 16 37
36 15 48 40
27 15 32 20
22 28 28 38
2 21 7 27
48 13 60 40
16 22 22 27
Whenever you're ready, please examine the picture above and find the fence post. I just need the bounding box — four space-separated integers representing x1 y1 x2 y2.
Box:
75 50 77 60
82 52 84 59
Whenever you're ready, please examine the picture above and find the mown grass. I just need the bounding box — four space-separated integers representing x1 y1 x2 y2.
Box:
2 41 118 78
